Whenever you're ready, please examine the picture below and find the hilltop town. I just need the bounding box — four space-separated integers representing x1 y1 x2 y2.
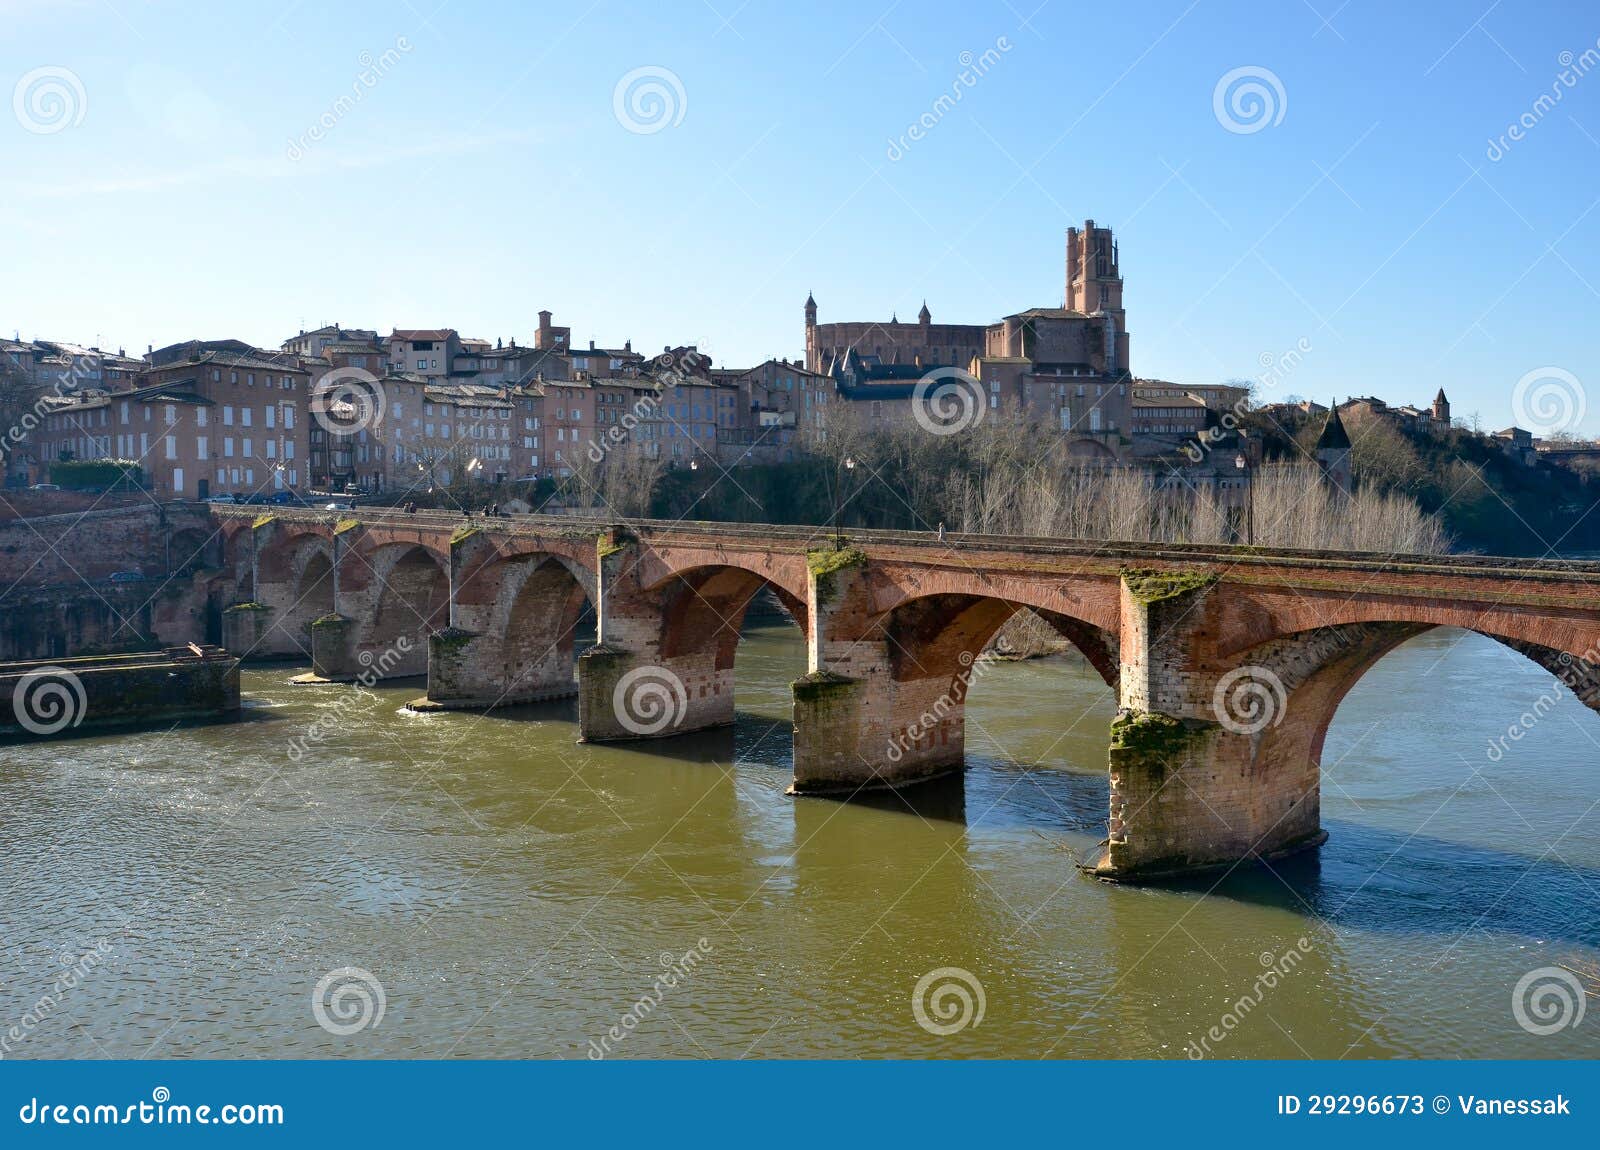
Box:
2 222 1592 533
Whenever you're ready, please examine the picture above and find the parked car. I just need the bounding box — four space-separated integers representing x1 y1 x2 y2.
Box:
206 493 241 504
323 501 354 511
29 483 60 491
268 491 307 505
107 570 145 583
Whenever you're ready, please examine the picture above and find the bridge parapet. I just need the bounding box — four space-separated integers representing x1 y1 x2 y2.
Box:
204 505 1600 881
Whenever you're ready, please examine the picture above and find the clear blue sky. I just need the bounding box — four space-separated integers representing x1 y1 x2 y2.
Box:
4 0 1598 432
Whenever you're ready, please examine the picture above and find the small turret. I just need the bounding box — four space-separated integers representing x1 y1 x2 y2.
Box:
918 300 931 325
1316 401 1352 496
804 292 817 331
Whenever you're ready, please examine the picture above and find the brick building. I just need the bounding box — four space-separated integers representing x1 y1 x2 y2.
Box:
805 297 985 376
29 349 310 498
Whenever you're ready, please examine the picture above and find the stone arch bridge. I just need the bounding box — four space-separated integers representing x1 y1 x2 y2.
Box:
212 505 1600 881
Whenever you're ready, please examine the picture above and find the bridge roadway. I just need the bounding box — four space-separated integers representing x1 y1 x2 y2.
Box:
210 504 1600 880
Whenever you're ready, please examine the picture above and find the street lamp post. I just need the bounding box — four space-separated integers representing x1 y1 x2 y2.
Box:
1234 452 1253 545
829 455 856 547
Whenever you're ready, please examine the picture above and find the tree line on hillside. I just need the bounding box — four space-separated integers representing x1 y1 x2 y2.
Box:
632 405 1451 555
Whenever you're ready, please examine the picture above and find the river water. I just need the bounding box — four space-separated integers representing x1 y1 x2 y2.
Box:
3 624 1597 1059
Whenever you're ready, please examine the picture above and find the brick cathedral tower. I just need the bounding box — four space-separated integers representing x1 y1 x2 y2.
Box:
1065 220 1129 373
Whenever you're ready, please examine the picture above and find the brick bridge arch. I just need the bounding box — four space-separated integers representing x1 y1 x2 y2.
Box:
208 507 1600 883
1102 570 1600 881
1181 616 1600 875
577 534 811 740
425 530 599 708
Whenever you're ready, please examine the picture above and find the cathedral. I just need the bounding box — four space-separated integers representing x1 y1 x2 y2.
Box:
806 221 1135 459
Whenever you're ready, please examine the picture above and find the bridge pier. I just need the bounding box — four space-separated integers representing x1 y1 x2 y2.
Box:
1094 571 1338 881
291 524 441 683
307 613 360 681
231 517 330 659
416 536 589 711
789 548 964 793
577 530 737 742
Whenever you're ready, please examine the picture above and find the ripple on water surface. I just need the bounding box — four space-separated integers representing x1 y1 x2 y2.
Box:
1 625 1596 1058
